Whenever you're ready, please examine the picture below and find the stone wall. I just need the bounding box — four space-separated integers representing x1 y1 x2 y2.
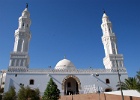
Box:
59 93 140 100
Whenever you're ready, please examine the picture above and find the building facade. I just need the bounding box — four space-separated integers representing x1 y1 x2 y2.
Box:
4 6 128 95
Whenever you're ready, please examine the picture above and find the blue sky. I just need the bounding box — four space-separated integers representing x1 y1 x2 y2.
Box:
0 0 139 77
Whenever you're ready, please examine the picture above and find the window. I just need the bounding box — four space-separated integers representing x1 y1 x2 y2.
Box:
106 79 110 84
20 83 24 86
27 24 28 27
16 59 19 66
67 82 71 87
20 60 23 66
29 79 34 85
11 59 15 66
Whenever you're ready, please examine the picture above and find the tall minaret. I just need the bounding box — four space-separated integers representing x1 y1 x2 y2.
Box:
101 11 125 69
8 4 31 72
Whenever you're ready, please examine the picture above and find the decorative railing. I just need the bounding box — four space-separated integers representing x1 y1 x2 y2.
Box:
7 68 127 74
10 52 28 55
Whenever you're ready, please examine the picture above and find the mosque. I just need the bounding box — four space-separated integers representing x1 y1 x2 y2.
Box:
4 5 128 95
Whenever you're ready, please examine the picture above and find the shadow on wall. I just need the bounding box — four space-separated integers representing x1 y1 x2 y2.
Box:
49 75 62 85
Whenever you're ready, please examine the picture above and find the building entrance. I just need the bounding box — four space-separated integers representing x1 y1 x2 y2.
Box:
64 77 79 95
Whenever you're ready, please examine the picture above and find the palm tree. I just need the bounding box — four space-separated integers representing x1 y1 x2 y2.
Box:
136 70 140 92
117 77 139 90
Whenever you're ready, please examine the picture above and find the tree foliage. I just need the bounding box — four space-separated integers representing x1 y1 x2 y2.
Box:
137 70 140 82
136 70 140 92
117 76 140 92
42 78 60 100
17 86 40 100
3 86 16 100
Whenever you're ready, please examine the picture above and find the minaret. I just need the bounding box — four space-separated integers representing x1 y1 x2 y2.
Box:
8 4 31 72
101 11 125 69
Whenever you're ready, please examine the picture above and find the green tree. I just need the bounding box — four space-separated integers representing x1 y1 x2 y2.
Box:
42 78 60 100
17 86 40 100
117 77 139 91
17 86 26 100
136 70 140 82
3 86 16 100
29 88 40 100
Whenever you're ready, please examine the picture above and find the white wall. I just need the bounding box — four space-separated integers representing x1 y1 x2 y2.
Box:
4 72 128 96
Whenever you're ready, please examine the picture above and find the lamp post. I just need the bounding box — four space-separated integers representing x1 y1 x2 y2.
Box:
95 73 100 100
115 56 124 100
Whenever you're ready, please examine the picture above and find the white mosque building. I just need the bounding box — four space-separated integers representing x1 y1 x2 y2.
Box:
4 5 128 95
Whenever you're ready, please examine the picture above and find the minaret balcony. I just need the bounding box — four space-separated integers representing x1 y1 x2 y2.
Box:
15 28 30 33
10 52 28 55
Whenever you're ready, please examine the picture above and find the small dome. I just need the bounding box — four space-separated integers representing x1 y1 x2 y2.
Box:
55 59 76 70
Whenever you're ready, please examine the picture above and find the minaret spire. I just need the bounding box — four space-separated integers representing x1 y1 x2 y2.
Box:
101 12 125 69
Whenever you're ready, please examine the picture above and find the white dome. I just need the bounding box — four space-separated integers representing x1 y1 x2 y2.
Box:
55 59 76 70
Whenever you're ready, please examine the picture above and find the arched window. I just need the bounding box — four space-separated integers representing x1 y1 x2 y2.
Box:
11 59 15 66
22 23 24 26
20 60 23 66
29 79 34 85
16 59 19 66
106 79 110 84
17 39 23 52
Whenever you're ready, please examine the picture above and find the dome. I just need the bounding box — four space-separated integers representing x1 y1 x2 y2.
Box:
55 59 76 70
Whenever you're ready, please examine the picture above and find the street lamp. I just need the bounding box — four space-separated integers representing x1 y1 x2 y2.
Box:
115 56 124 100
95 73 100 100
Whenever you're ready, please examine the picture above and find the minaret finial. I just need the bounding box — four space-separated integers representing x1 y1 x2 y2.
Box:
64 55 66 59
103 9 106 13
26 3 28 9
